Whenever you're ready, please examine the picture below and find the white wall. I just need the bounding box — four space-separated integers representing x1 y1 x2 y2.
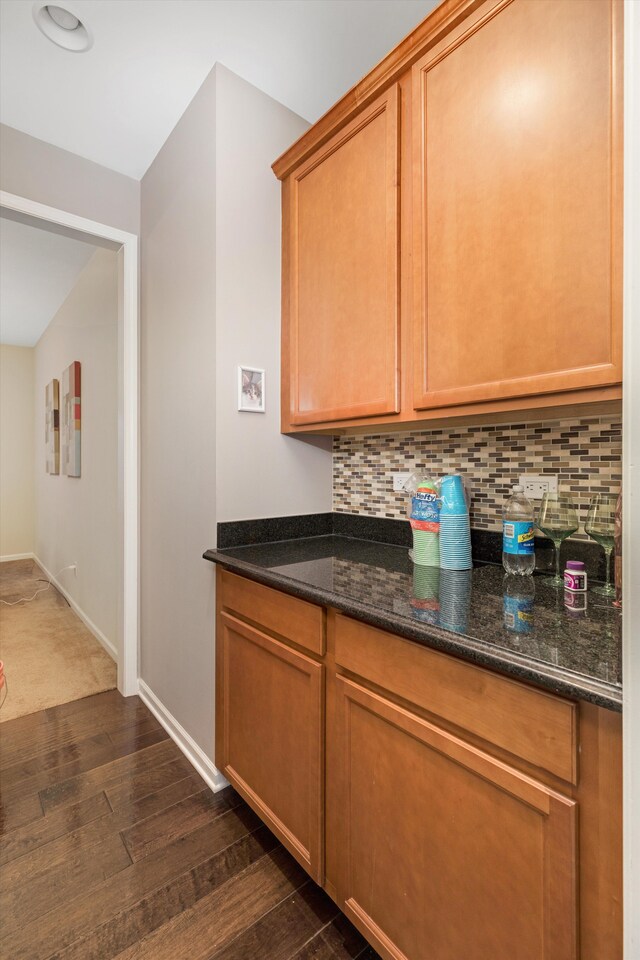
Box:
140 70 218 756
34 248 119 657
0 124 140 235
0 344 35 559
214 64 332 522
0 123 138 683
140 64 332 762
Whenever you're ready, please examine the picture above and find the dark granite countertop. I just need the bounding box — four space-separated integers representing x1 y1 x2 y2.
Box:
203 534 622 711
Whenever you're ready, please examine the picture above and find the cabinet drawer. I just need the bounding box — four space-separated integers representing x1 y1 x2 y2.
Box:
219 569 324 655
334 614 577 783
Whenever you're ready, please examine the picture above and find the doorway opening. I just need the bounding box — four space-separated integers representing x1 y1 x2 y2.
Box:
0 190 139 714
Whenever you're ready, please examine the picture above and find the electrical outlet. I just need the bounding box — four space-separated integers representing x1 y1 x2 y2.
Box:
392 472 412 493
519 474 558 500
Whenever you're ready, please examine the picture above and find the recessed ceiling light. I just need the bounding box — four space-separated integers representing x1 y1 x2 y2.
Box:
32 3 93 52
47 5 80 30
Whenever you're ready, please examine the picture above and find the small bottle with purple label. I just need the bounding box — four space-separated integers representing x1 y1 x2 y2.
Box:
564 560 587 592
564 588 587 618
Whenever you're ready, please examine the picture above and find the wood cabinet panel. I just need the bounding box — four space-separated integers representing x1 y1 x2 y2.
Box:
412 0 622 410
216 612 324 881
287 86 401 425
576 703 622 960
334 613 577 782
215 573 622 959
276 0 622 433
219 569 325 656
334 675 578 960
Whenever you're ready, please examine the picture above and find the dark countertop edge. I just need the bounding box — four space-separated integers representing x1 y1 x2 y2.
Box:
203 548 622 712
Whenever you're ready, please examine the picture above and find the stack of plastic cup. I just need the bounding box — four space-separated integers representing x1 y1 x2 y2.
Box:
439 474 472 571
410 478 440 567
410 564 440 625
439 569 472 633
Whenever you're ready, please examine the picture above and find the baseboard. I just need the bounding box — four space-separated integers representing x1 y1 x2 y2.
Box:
138 679 229 794
33 555 118 662
1 552 35 562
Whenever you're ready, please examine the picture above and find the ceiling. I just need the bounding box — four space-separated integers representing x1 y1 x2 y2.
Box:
0 0 437 179
0 216 97 346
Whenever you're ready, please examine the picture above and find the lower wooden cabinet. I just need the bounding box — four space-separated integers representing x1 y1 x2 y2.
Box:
333 675 577 960
216 610 324 881
215 570 622 960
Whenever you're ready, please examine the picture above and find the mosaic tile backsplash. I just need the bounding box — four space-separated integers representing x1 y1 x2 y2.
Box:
333 416 622 539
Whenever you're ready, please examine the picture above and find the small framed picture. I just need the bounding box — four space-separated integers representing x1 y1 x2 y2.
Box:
238 365 265 413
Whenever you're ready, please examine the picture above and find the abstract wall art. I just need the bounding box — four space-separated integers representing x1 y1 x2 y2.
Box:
61 360 81 477
45 379 60 475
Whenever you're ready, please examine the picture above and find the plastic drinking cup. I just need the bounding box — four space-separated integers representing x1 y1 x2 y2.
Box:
439 475 468 516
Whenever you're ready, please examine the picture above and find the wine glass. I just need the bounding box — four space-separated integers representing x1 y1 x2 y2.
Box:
536 493 579 586
585 493 617 597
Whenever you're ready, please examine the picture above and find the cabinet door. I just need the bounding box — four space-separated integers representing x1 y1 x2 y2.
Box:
287 85 400 425
412 0 622 411
333 676 577 960
217 612 324 881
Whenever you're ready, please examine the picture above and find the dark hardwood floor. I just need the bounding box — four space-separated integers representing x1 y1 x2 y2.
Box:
0 689 378 960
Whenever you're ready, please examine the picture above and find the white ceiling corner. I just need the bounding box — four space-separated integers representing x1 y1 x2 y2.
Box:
0 0 438 179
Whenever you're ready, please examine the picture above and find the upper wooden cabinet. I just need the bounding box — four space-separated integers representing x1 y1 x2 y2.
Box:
273 0 622 434
286 85 400 425
412 0 622 411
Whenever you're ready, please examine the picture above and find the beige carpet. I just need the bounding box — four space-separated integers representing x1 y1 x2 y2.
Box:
0 559 117 722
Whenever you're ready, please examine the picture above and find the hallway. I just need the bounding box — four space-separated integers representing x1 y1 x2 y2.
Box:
0 559 116 722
